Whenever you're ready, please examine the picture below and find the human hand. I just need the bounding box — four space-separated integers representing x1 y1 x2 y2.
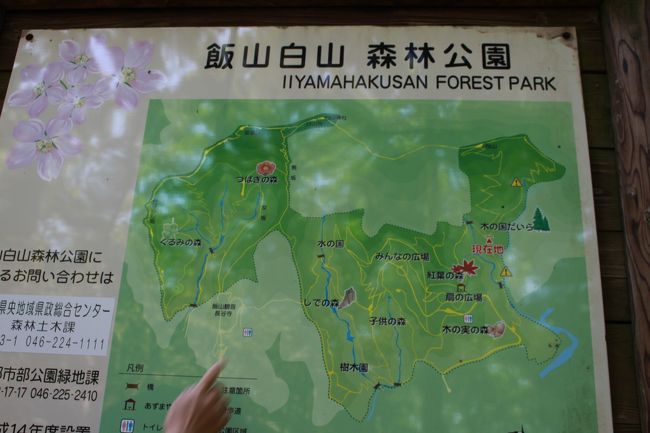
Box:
165 360 231 433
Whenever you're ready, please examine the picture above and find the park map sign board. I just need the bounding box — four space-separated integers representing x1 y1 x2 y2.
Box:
0 26 612 433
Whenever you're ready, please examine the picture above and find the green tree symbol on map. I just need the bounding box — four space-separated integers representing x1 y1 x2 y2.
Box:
533 207 550 231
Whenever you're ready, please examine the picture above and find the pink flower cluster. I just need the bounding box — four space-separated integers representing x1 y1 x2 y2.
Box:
6 36 165 181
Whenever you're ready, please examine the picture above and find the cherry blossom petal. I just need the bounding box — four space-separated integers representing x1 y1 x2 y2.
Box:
115 84 139 110
131 69 166 93
86 35 110 73
85 95 104 109
43 62 64 85
20 64 43 82
13 119 44 142
56 134 83 155
36 150 64 181
66 66 88 85
77 84 95 98
8 89 35 107
93 76 115 99
61 61 76 72
88 34 108 47
125 41 153 69
46 117 73 137
96 46 124 75
85 58 100 74
71 108 86 124
57 102 75 118
6 142 37 169
59 40 81 62
28 95 48 118
47 85 66 104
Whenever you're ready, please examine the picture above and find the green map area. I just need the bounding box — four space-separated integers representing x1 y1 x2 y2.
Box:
101 100 599 433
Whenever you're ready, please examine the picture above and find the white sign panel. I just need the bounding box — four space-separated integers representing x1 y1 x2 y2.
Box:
0 26 612 433
0 294 113 356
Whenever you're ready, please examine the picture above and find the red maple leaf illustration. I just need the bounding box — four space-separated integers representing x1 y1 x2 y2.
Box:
451 264 464 273
461 259 479 275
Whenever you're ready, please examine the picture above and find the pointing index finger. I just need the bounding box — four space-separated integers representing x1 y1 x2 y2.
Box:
197 359 226 392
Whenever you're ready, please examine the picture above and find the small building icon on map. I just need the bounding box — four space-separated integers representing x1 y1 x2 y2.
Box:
123 398 136 411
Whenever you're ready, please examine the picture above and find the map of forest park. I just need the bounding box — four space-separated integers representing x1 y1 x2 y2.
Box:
143 112 565 421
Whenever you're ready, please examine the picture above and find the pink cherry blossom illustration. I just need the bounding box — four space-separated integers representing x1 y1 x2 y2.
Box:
6 118 82 181
100 41 165 110
8 62 65 117
56 77 111 124
5 36 167 182
58 36 104 84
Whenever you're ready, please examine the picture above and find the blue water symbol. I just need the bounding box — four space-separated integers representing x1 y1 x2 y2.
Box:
538 307 579 378
193 254 209 304
319 216 357 344
192 186 229 304
188 213 211 244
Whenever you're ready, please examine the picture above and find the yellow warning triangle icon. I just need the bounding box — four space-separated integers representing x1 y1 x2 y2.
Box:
500 266 512 277
511 177 523 187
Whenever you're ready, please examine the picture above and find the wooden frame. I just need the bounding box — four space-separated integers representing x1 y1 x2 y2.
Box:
603 1 650 432
0 2 644 432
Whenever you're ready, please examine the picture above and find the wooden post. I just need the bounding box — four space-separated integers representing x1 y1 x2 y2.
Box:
602 1 650 432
